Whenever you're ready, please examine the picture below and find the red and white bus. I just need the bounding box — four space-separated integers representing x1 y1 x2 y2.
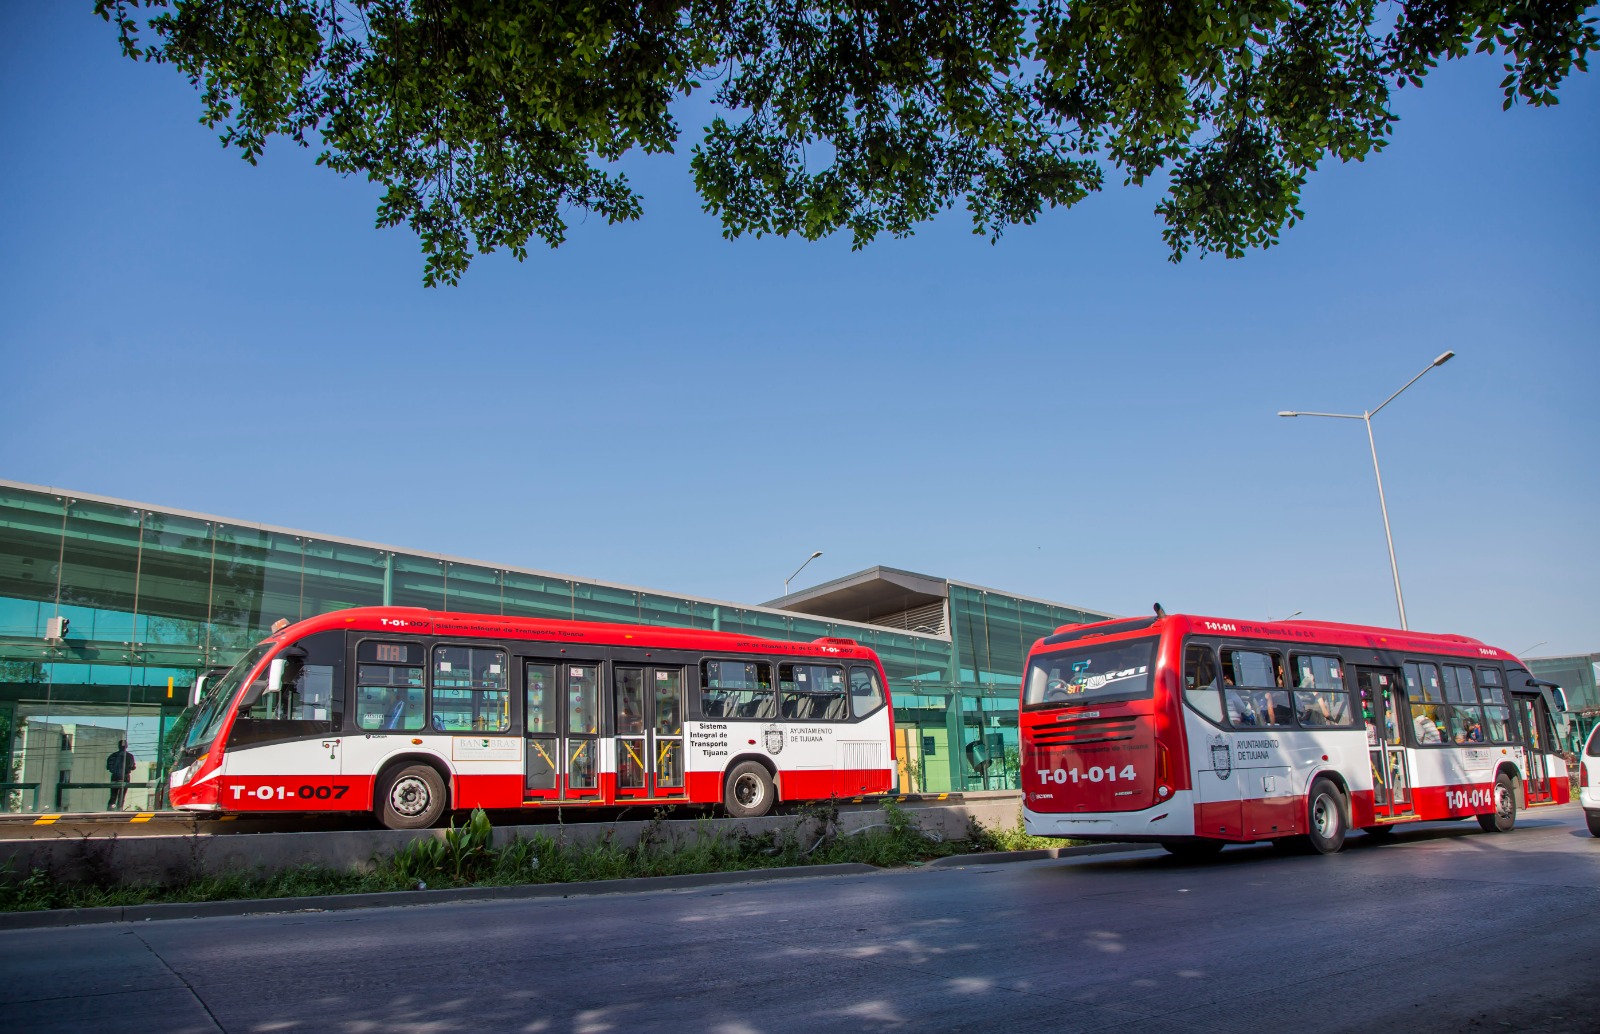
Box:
168 607 895 828
1020 611 1570 856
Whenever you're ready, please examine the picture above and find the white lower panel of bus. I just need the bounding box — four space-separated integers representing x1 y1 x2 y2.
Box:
1024 790 1198 839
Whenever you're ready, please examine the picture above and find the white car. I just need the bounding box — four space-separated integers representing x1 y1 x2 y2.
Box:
1584 724 1600 838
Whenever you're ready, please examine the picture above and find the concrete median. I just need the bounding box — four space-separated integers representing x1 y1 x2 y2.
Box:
0 794 1023 889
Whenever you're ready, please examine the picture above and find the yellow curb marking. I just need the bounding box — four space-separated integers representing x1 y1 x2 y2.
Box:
33 815 60 825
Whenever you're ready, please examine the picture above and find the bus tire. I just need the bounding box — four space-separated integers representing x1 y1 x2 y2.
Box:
1160 839 1224 860
1587 812 1600 838
1476 773 1517 833
724 761 774 819
1304 777 1347 855
376 763 448 830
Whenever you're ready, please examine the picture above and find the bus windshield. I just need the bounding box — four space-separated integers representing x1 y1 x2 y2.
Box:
1024 638 1156 707
180 640 274 757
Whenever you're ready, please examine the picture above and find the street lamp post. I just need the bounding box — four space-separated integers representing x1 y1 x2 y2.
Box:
783 551 823 597
1279 351 1455 631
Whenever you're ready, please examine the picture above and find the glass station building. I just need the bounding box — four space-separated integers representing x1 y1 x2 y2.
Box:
0 479 1112 814
1527 653 1600 753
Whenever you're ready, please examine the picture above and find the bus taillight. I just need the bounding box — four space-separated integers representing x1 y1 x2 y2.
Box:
1157 742 1172 797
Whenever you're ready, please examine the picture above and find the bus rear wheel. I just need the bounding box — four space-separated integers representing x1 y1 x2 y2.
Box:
377 763 448 830
724 761 775 819
1476 773 1517 833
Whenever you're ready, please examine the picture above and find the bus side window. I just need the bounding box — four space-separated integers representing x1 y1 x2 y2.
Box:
430 645 510 733
355 640 425 732
1182 644 1224 723
850 666 885 718
1404 662 1445 744
1291 654 1352 727
1221 648 1290 726
780 663 847 721
1476 667 1512 742
1442 665 1486 743
702 660 775 720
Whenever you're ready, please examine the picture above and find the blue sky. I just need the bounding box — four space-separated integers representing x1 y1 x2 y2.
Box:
2 5 1596 656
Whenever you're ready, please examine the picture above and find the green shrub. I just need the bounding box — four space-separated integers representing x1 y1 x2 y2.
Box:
0 802 1067 913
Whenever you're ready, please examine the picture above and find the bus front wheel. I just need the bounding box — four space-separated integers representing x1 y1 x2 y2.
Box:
724 762 775 819
1476 773 1517 833
377 763 448 830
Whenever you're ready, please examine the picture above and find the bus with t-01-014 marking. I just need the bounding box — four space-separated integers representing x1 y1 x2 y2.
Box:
168 607 894 828
1020 610 1569 856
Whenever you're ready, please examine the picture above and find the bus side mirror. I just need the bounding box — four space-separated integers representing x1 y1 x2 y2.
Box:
237 658 285 711
189 676 207 709
1552 687 1569 713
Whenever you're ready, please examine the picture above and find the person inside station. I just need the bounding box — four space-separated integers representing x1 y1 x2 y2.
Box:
105 739 137 809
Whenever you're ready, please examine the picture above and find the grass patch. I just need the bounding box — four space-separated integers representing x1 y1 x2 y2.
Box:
969 817 1076 852
0 801 1074 914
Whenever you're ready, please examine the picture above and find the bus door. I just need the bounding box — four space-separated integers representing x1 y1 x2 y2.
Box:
522 656 604 803
1355 667 1414 819
611 663 687 801
1512 692 1552 803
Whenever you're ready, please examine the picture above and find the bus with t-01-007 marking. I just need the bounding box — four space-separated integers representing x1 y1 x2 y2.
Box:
168 607 894 828
1020 610 1569 857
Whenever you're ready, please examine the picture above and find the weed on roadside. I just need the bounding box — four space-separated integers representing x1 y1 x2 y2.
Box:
1 802 1040 913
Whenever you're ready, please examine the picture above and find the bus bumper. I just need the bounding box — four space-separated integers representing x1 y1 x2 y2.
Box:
1024 791 1197 840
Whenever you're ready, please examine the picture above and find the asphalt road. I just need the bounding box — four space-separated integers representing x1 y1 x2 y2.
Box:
6 806 1597 1034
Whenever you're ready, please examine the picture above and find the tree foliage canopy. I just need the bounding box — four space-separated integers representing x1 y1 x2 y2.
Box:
98 0 1597 284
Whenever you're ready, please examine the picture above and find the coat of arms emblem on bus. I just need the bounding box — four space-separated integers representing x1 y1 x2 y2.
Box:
1210 735 1232 780
763 724 785 755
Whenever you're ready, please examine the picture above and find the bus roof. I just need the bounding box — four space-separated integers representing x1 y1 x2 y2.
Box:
263 607 881 660
1038 613 1519 664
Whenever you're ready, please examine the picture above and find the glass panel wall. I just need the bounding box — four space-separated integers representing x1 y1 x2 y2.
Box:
445 562 502 614
391 555 445 609
301 537 386 614
138 511 215 656
2 481 1112 809
502 572 574 620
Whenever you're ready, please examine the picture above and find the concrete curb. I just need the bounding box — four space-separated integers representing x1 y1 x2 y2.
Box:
918 842 1153 867
0 862 881 930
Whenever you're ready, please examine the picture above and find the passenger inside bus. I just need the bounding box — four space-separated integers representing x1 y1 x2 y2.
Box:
1224 682 1258 725
1256 689 1291 726
1413 709 1443 743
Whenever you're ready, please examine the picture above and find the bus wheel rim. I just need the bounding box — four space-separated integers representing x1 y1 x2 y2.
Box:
1313 794 1336 838
391 776 430 817
735 773 763 807
1497 784 1513 818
